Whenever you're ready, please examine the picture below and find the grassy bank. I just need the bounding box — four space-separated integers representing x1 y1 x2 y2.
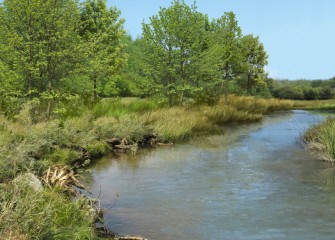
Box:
303 117 335 162
0 95 293 239
293 99 335 110
140 96 293 141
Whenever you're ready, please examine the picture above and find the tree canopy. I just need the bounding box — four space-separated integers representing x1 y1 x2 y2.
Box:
2 0 322 117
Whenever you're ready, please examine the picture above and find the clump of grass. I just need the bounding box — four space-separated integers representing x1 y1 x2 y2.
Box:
140 107 213 141
111 115 153 142
62 113 97 146
93 116 118 140
92 97 161 118
226 95 293 114
86 141 111 159
47 148 81 165
204 104 262 124
0 181 95 239
303 117 335 162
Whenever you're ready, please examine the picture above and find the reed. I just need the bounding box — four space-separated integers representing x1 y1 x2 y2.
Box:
303 117 335 162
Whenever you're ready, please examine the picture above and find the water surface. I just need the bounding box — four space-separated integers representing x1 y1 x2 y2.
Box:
86 110 335 240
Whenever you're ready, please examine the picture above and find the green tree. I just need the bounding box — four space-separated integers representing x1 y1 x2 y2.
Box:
116 35 150 97
80 0 126 100
209 12 244 102
141 0 207 105
0 0 81 115
238 34 268 94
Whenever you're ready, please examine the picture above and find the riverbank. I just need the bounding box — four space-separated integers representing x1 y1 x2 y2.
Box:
0 95 293 239
293 99 335 110
303 117 335 163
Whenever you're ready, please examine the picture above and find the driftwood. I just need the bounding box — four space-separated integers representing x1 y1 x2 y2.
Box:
106 138 137 153
42 165 91 193
95 226 148 240
157 142 174 147
106 138 121 147
106 133 172 154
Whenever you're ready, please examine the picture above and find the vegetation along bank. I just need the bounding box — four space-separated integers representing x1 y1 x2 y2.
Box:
303 117 335 163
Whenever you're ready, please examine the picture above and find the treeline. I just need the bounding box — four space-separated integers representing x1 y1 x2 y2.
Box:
1 0 332 118
271 78 335 100
0 0 270 117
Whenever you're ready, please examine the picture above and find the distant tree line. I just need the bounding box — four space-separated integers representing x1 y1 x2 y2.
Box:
271 78 335 100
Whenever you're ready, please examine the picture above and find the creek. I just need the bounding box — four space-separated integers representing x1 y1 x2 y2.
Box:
85 110 335 240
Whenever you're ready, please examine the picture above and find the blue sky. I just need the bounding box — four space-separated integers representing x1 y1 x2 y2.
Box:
107 0 335 80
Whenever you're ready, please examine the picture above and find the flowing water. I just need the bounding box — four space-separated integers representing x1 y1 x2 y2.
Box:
85 110 335 240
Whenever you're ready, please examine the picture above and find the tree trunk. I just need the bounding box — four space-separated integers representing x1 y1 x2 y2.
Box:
179 91 184 106
93 76 97 100
247 73 251 95
46 81 52 118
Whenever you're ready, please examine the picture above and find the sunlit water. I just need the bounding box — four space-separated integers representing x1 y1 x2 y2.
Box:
85 110 335 240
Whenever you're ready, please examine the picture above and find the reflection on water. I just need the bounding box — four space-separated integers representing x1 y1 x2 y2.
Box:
85 110 335 240
319 168 335 192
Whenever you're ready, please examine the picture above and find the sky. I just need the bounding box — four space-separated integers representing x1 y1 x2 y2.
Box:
107 0 335 80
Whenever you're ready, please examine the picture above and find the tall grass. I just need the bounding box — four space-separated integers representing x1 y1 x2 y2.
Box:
92 97 161 118
139 95 293 142
0 182 95 239
226 95 293 114
293 99 335 110
303 117 335 162
140 107 214 141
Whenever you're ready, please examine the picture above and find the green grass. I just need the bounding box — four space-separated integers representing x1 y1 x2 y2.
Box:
86 141 111 159
293 99 335 110
0 182 96 239
227 95 293 114
139 95 293 142
303 117 335 162
47 148 82 165
92 97 161 118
